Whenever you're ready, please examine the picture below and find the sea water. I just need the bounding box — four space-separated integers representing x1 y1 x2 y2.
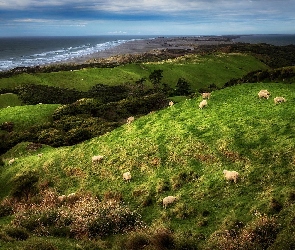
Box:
0 35 154 72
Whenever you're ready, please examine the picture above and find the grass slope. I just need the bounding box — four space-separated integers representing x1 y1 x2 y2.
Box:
0 53 268 91
0 104 60 131
0 93 22 108
1 82 295 248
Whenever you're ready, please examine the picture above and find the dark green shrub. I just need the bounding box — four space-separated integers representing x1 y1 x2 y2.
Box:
174 78 192 96
151 228 175 250
0 157 4 167
37 128 65 147
16 84 84 105
0 121 14 132
87 84 131 103
4 226 29 241
48 226 71 237
156 179 170 193
10 170 39 200
0 203 13 217
124 232 150 250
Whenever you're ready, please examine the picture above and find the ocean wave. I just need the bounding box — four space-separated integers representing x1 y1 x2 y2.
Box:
0 39 131 72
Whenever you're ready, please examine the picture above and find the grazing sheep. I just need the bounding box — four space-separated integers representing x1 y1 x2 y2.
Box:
127 116 135 124
199 99 208 109
169 101 174 107
38 153 43 158
274 96 286 104
92 155 104 164
223 170 239 183
258 90 271 99
123 171 132 182
202 92 211 99
8 158 17 165
162 196 178 209
57 195 66 203
67 193 76 198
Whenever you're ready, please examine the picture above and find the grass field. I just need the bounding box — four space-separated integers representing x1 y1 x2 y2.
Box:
0 104 60 131
0 93 22 108
0 53 269 92
1 82 295 249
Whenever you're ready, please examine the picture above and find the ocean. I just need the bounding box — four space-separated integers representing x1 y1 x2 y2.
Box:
233 34 295 46
0 35 155 72
0 34 294 72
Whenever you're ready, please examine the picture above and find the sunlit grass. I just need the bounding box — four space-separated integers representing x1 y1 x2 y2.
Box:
0 93 22 108
1 82 295 248
0 104 60 131
0 53 268 92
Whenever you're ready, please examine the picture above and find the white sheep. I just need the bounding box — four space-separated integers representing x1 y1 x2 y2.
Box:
223 170 239 183
123 171 132 182
127 116 135 124
162 196 178 209
8 158 17 165
199 99 208 109
38 153 43 158
67 193 76 198
274 96 286 104
57 195 66 203
92 155 104 164
202 92 211 99
258 90 271 99
168 101 174 107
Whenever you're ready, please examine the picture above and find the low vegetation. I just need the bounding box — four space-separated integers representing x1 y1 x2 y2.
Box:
1 44 295 249
1 81 295 249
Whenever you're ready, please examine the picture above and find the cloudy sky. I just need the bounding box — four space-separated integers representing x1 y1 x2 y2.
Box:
0 0 294 36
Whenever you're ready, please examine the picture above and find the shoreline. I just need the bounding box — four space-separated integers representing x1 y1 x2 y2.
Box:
0 36 238 74
64 36 238 64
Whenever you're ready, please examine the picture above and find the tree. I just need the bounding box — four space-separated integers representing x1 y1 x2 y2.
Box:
135 77 146 93
174 78 192 96
149 70 163 89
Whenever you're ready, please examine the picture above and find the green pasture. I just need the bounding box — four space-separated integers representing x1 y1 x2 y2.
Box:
1 82 295 248
0 53 268 92
0 104 60 131
0 93 22 108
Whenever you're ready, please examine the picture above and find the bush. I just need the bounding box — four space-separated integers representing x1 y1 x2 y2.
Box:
10 170 39 200
124 231 150 250
4 226 29 241
0 203 13 217
0 157 4 167
12 194 144 240
87 84 131 103
174 78 192 96
207 215 280 250
156 179 170 194
151 228 175 250
0 121 14 132
16 84 84 105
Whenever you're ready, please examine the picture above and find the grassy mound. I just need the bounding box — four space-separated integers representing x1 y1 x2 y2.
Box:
0 93 22 108
0 104 60 131
1 82 295 248
0 53 268 92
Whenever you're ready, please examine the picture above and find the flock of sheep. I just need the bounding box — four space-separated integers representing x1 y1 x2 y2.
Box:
199 89 286 109
5 87 287 210
90 153 241 209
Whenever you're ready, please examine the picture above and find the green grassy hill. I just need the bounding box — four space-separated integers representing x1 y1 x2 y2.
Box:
0 53 268 92
0 104 60 131
1 82 295 249
0 93 22 108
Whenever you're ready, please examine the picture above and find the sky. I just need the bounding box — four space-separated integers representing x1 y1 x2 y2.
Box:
0 0 294 36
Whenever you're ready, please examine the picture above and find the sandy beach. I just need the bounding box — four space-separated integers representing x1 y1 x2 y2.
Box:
73 36 236 63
